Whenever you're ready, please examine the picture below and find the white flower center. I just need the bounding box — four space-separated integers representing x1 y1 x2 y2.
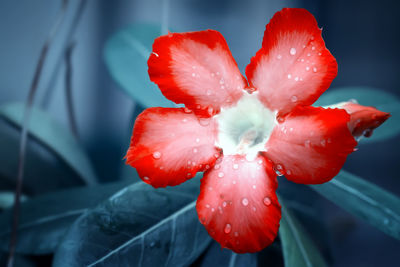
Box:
215 92 276 160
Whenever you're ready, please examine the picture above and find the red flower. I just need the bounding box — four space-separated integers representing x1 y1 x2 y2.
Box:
126 8 389 253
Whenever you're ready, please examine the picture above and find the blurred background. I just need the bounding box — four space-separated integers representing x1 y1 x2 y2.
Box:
0 0 399 266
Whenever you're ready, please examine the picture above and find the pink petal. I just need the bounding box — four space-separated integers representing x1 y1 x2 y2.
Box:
148 30 247 117
125 107 220 188
196 154 281 253
337 102 390 137
264 106 357 184
246 8 337 115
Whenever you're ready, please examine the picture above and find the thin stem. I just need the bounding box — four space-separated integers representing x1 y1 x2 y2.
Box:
6 1 69 266
40 0 88 108
65 41 78 138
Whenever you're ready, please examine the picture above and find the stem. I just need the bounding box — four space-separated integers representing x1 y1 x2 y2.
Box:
65 41 78 138
6 1 69 266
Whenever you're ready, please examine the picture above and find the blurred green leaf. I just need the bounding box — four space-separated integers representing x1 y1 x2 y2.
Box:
0 180 132 254
314 87 400 142
0 102 97 194
53 178 210 267
197 241 257 267
310 170 400 240
104 23 174 108
279 199 328 267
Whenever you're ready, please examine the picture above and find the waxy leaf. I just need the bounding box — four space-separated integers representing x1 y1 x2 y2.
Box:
0 103 97 194
279 199 328 267
104 24 174 108
198 241 257 267
310 170 400 240
314 87 400 142
0 181 131 254
53 178 210 267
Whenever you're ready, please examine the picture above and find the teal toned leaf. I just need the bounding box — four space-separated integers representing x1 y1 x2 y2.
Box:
314 87 400 142
310 170 400 240
198 241 257 267
279 198 328 267
0 180 131 254
0 103 97 193
104 24 174 108
53 178 210 267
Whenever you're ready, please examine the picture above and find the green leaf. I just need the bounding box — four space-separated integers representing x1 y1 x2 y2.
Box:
104 23 174 108
53 178 210 267
0 102 97 194
279 198 328 267
310 170 400 240
0 180 131 254
314 86 400 142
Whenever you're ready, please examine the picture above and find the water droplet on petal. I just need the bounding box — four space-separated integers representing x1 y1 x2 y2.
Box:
205 204 210 208
222 201 227 207
263 197 271 206
143 176 150 181
287 74 292 79
214 164 220 170
290 47 297 55
277 54 282 59
208 107 214 115
312 46 315 50
291 95 298 102
294 76 299 82
241 197 249 206
224 224 232 234
274 164 284 176
233 164 239 169
305 140 311 148
252 185 257 189
232 180 237 185
182 118 188 123
153 151 161 159
313 67 317 72
192 73 196 77
321 139 326 147
211 208 215 212
306 66 310 71
193 148 198 153
206 90 212 96
234 231 239 237
218 172 224 178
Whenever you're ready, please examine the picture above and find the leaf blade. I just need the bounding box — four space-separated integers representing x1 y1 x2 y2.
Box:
104 23 175 108
310 170 400 240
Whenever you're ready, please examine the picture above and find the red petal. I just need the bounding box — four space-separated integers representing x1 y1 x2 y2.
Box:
264 106 357 184
196 155 281 253
125 107 220 188
338 102 391 137
246 8 337 115
148 30 247 117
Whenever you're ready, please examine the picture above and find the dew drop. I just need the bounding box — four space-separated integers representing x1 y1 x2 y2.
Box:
195 138 200 143
143 176 150 181
182 118 188 123
287 74 292 79
234 231 239 237
206 90 212 96
152 52 159 57
214 164 220 170
277 54 282 59
305 140 311 148
306 66 310 71
208 107 214 115
291 95 298 102
241 197 249 206
312 46 316 50
233 164 239 170
193 148 198 153
224 224 232 234
307 53 311 57
205 204 210 208
321 139 326 147
294 76 299 82
192 73 196 77
274 164 284 176
290 47 297 55
211 208 215 212
300 58 304 62
252 185 257 189
153 151 161 159
219 78 224 85
263 197 271 206
313 67 317 72
211 73 215 77
258 160 263 165
222 201 227 207
252 206 257 212
232 180 237 185
318 52 322 56
277 116 285 123
286 169 292 175
218 172 224 178
208 186 213 191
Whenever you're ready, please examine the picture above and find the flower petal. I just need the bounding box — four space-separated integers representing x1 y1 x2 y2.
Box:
148 30 247 117
246 8 337 115
196 155 281 253
125 107 220 188
264 106 357 184
335 101 391 137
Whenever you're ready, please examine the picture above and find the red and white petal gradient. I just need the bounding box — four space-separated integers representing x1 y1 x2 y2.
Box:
125 108 220 188
246 8 337 115
264 106 357 184
196 155 281 253
148 30 247 117
338 102 390 137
